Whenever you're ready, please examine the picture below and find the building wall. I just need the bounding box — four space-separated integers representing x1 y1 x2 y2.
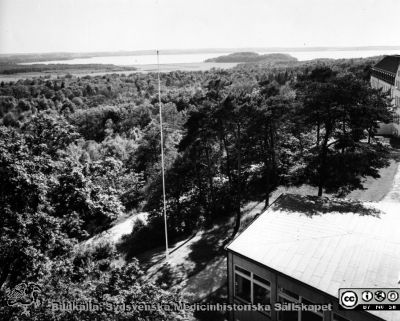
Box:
227 251 382 321
394 66 400 135
370 66 400 136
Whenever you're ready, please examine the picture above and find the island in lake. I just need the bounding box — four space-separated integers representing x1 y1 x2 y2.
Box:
205 52 298 63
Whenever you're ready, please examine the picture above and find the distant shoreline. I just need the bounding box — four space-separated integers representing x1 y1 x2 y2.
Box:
0 62 238 82
1 46 400 64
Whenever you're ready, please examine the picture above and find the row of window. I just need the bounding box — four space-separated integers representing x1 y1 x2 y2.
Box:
371 79 393 96
395 96 400 108
278 287 324 321
234 265 350 321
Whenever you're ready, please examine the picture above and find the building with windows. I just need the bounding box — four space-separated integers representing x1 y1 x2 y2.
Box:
226 194 400 321
370 55 400 136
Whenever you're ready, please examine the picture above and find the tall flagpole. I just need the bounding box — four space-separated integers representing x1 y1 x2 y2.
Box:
157 50 169 260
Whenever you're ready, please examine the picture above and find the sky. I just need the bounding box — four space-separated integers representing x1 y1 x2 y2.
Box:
0 0 399 54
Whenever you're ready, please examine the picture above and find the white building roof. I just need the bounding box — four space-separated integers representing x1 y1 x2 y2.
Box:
227 194 400 321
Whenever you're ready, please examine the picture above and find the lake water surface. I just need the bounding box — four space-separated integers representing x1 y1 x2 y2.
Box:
21 49 400 66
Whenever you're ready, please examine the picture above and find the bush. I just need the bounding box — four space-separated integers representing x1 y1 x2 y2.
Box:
117 217 166 259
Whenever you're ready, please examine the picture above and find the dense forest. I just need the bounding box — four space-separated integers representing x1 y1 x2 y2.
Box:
205 52 297 63
0 56 393 320
0 63 136 75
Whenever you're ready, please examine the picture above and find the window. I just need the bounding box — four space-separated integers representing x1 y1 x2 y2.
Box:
302 312 323 321
302 298 323 321
278 288 326 321
235 265 251 276
235 273 251 302
253 274 271 305
278 287 299 321
333 313 351 321
278 296 299 321
280 287 299 300
234 265 271 314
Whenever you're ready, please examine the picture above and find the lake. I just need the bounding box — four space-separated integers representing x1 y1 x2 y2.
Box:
20 49 400 66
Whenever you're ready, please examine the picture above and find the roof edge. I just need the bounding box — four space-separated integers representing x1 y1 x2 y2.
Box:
372 66 397 75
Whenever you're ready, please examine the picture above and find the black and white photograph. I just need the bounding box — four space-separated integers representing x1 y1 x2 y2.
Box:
1 0 400 320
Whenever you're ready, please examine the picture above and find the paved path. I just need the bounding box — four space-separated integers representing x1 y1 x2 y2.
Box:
382 163 400 202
